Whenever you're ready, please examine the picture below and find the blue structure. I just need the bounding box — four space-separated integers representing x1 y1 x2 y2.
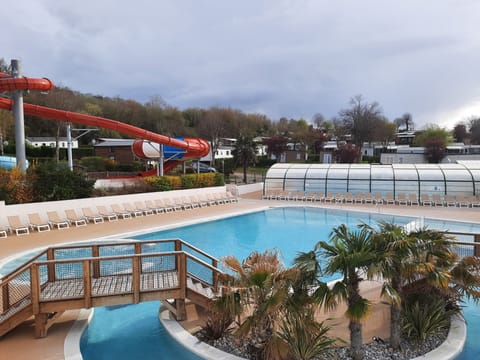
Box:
0 156 29 170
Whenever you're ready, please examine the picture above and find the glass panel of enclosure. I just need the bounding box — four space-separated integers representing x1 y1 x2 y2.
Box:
305 166 329 193
467 169 480 195
442 167 471 181
370 166 394 195
284 167 307 191
445 181 474 196
347 166 371 194
325 166 349 194
393 166 419 195
443 167 474 196
416 167 445 196
265 166 288 190
265 179 284 191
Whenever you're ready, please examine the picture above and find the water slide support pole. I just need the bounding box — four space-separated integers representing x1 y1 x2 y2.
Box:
67 123 73 170
158 144 164 176
11 59 27 172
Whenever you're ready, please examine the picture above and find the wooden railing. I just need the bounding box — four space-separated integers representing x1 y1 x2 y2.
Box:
446 231 480 258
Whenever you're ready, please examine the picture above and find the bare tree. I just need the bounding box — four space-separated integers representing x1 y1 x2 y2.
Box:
198 107 226 165
312 113 325 129
394 113 414 132
468 117 480 145
338 95 384 146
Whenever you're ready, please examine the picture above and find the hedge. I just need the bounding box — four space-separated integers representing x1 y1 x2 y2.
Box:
144 173 224 191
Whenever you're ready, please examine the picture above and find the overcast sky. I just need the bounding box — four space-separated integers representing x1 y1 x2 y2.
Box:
2 0 480 130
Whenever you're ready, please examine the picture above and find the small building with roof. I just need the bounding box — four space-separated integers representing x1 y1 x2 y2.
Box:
93 138 135 164
26 137 78 149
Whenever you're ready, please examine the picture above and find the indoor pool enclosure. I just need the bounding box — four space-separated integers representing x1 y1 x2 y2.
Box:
263 162 480 198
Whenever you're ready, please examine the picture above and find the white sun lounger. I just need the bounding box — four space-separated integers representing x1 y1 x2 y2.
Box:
82 207 105 224
96 206 119 222
47 211 70 230
28 213 51 232
65 209 88 227
7 215 29 236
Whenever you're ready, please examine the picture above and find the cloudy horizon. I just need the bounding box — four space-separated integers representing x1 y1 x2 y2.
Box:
2 0 480 130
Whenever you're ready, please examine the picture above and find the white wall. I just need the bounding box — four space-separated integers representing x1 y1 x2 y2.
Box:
0 186 228 228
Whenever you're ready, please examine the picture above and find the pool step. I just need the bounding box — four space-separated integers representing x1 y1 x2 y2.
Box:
186 277 216 299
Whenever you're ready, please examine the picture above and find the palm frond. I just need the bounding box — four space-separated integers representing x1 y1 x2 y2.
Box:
346 296 372 322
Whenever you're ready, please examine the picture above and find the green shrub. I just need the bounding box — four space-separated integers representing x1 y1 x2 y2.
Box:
402 297 456 344
181 174 195 189
29 161 95 201
144 173 221 191
80 156 116 171
144 176 173 191
214 173 224 186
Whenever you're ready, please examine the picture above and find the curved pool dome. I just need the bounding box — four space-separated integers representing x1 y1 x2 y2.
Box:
264 162 480 198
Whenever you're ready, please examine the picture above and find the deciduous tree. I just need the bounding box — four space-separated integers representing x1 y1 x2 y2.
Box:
414 125 452 163
338 95 385 146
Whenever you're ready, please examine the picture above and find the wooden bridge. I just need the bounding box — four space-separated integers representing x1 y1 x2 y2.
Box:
0 239 225 338
1 230 479 339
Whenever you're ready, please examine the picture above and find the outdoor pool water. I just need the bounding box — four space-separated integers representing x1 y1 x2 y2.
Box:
78 207 480 359
1 207 478 359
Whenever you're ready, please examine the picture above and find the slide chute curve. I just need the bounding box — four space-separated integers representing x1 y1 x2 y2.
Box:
0 72 210 170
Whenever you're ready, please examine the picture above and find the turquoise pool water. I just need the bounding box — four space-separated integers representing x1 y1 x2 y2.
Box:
80 302 200 360
2 207 479 359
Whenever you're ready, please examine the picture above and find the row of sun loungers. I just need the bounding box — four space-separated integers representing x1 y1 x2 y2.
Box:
3 192 238 237
263 190 480 208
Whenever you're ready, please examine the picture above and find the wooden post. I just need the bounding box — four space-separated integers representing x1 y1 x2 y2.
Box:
174 299 186 321
174 239 182 272
46 248 55 282
212 259 218 292
92 245 100 278
2 283 9 311
175 253 187 321
132 256 140 303
34 313 48 338
475 234 480 257
134 242 142 255
83 260 92 308
30 264 40 315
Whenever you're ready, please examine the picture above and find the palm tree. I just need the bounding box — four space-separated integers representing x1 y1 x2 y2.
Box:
222 249 298 359
367 222 480 349
364 221 420 349
295 224 376 360
232 135 257 183
411 228 480 305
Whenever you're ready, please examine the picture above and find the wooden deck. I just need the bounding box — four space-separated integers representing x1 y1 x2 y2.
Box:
39 271 179 301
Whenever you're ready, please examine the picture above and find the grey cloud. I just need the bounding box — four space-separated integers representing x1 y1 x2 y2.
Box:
2 0 480 129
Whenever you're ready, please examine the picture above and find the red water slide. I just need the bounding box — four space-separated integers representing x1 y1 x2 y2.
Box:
0 72 210 173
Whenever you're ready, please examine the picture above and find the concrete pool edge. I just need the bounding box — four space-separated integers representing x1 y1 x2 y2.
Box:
159 307 246 360
64 308 93 360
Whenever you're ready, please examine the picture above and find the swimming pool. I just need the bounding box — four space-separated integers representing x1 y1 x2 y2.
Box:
1 206 478 359
77 207 480 359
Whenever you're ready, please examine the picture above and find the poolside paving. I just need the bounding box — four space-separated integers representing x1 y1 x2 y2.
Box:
0 194 478 359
